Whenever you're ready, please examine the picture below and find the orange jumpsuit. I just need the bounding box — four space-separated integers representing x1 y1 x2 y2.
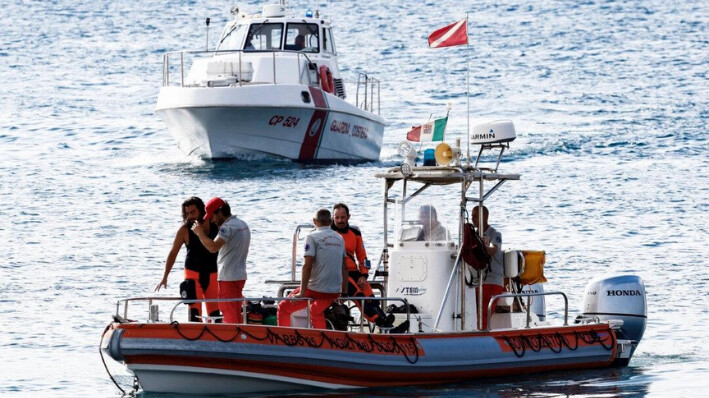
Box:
332 224 389 325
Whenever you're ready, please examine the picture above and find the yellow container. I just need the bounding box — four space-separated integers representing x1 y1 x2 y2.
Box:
519 250 547 285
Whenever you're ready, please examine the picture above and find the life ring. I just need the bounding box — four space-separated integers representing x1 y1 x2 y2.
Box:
319 65 335 94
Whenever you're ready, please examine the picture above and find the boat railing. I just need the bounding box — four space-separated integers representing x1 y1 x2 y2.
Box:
487 291 569 331
161 49 316 87
116 296 410 333
279 223 386 289
355 72 380 115
290 223 314 281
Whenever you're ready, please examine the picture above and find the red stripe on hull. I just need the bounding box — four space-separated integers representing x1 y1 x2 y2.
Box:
308 86 327 108
298 87 329 162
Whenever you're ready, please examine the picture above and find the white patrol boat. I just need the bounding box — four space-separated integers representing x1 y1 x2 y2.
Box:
101 121 646 395
156 2 385 162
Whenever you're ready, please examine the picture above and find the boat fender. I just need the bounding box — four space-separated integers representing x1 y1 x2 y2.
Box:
180 279 196 301
319 65 335 94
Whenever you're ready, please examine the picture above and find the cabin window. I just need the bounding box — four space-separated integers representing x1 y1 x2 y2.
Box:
245 23 283 51
284 23 319 53
323 28 336 54
216 22 248 52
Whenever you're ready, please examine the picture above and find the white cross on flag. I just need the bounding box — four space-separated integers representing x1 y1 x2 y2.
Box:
428 19 468 48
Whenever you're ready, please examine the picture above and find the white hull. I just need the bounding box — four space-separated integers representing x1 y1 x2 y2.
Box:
156 84 385 161
129 364 353 394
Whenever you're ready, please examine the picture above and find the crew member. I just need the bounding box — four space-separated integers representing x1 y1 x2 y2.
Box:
294 34 305 50
193 197 250 324
278 208 348 329
472 205 504 329
417 205 450 241
331 203 394 328
156 197 220 322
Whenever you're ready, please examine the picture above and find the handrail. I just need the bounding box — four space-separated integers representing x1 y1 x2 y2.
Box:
354 72 380 114
117 295 410 332
291 223 314 281
486 291 568 331
162 50 380 114
161 49 316 87
168 296 314 327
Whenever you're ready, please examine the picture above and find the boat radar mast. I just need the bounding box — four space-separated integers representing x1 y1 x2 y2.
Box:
471 120 516 172
389 119 519 330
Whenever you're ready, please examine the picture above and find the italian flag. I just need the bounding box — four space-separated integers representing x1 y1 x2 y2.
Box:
406 117 448 142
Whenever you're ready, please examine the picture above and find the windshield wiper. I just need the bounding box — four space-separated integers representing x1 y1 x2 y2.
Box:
218 22 243 47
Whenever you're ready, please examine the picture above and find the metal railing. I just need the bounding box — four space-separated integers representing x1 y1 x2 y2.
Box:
162 49 315 87
290 223 314 281
274 223 386 292
115 295 410 333
161 50 381 115
355 72 381 115
487 291 569 331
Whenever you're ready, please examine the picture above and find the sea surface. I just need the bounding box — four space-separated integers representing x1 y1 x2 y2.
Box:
1 0 707 396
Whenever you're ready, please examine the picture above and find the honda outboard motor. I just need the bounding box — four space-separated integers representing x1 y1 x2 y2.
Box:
582 275 647 344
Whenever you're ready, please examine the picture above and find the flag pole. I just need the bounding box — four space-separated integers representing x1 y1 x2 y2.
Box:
466 13 470 165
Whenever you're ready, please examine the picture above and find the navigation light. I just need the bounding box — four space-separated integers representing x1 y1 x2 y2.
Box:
398 141 417 176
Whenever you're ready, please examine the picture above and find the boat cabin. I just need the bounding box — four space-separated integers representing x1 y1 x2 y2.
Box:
182 4 346 97
216 7 334 54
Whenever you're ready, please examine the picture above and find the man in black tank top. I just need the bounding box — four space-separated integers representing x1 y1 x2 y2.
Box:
156 197 221 322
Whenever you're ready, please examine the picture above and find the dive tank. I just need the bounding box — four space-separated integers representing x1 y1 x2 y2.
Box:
582 275 647 342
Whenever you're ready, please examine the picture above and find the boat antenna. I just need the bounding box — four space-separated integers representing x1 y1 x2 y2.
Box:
205 17 210 51
466 13 470 165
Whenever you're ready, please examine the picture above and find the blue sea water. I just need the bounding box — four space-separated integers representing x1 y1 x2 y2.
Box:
0 0 707 396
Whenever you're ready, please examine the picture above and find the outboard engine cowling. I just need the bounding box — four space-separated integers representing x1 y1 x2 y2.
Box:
582 275 647 343
522 283 546 321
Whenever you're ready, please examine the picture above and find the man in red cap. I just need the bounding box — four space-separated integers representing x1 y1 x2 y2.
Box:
192 197 251 324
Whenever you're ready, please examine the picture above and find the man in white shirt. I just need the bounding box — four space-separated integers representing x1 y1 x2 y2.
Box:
193 197 250 324
472 205 504 329
278 208 348 329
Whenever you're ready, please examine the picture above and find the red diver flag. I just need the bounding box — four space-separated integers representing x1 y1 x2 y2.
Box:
428 19 468 48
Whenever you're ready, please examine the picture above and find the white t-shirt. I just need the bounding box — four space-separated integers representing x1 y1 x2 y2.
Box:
483 225 503 286
216 216 250 281
304 226 346 293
